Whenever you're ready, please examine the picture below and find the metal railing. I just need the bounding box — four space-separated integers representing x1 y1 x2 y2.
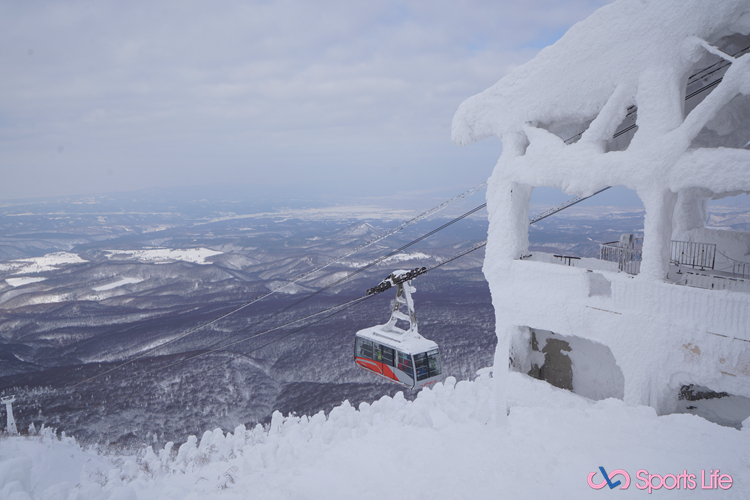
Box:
715 249 750 279
600 237 750 285
600 239 724 276
670 240 716 270
734 261 750 279
554 255 581 266
599 241 642 275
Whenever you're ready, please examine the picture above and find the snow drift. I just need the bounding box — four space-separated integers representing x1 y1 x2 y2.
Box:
2 373 750 499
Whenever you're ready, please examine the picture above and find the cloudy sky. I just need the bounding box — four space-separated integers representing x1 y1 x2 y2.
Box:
1 0 612 202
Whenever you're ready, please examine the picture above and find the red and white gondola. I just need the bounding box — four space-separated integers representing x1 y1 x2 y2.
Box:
354 270 442 389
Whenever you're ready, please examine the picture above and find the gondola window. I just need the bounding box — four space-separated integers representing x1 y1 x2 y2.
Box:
380 345 395 367
397 351 413 375
356 338 373 359
414 349 441 381
364 341 396 366
427 349 441 376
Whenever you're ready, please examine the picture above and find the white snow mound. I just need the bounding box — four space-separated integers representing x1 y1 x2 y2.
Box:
104 248 222 265
2 372 749 499
0 252 86 275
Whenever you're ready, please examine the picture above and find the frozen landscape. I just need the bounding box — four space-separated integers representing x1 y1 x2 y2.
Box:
0 186 497 447
4 0 750 498
1 187 748 498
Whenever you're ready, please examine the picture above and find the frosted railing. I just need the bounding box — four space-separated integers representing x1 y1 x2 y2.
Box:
716 249 750 279
670 241 716 270
600 240 722 275
599 241 642 275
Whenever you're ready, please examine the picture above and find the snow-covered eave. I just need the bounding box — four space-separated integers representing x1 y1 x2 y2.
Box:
451 0 750 148
474 45 750 199
490 145 750 199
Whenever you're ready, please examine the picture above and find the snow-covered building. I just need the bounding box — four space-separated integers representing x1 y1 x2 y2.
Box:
453 0 750 413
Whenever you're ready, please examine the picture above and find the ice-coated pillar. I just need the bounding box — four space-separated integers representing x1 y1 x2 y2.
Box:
484 130 533 268
639 189 677 281
2 396 17 435
491 323 515 427
672 188 708 237
484 132 533 427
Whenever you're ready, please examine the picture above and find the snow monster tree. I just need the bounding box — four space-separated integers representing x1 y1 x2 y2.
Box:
453 0 750 415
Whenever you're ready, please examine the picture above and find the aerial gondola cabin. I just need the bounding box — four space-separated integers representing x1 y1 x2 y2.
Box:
354 270 442 389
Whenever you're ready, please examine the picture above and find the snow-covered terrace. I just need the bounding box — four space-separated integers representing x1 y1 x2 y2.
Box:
518 252 750 345
500 254 750 408
529 235 750 293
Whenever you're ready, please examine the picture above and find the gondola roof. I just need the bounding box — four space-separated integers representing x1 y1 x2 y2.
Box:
356 324 438 353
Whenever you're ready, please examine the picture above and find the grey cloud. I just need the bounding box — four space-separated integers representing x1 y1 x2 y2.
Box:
0 0 612 200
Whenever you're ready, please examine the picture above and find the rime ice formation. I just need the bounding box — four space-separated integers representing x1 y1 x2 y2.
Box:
2 396 17 435
3 374 750 499
453 0 750 412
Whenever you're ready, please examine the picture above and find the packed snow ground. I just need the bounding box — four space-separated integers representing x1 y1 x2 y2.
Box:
104 248 222 265
4 277 47 287
91 278 144 292
0 253 86 275
2 371 749 499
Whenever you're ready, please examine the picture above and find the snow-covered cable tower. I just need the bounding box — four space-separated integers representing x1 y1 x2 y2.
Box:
2 396 17 435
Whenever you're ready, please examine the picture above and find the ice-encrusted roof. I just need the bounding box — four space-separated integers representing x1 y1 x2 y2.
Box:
452 0 750 149
454 0 750 279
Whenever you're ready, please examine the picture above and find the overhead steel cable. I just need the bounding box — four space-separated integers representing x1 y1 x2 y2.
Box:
141 242 495 378
68 43 747 389
68 182 488 388
81 203 489 383
65 44 750 389
119 236 497 379
563 44 750 146
184 50 750 372
72 171 622 388
178 202 489 353
529 186 612 224
545 45 746 210
132 184 616 378
254 180 487 295
134 294 378 380
687 43 750 84
70 201 489 388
